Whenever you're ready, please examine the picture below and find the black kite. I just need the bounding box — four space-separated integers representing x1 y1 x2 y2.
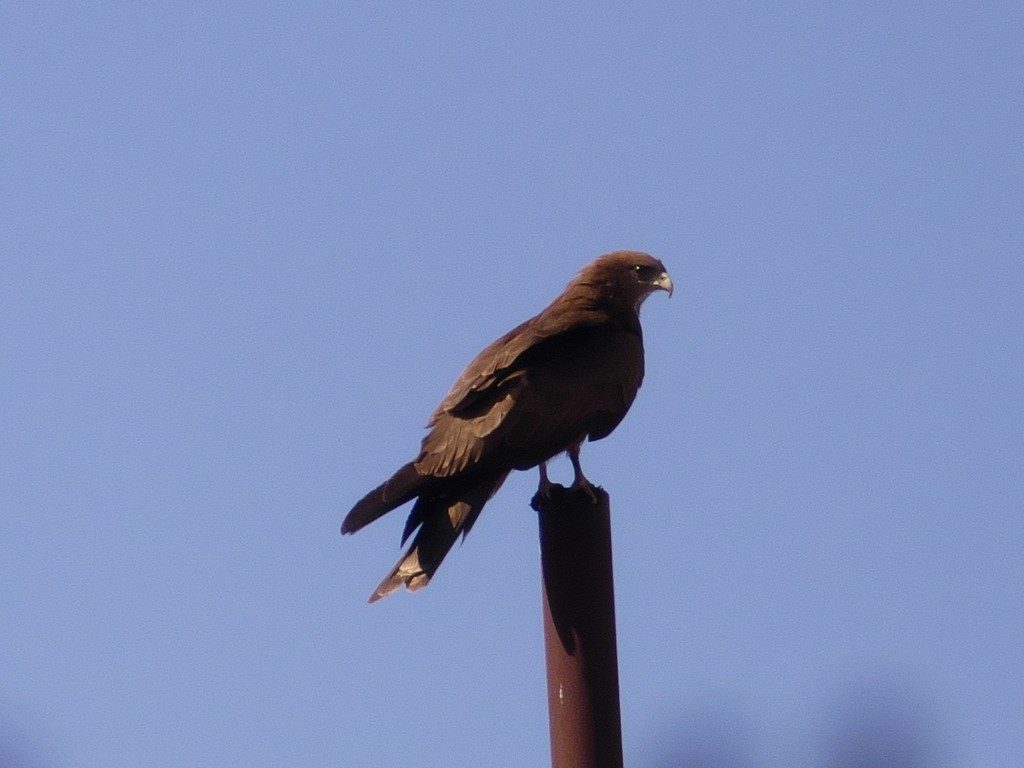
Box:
342 250 672 602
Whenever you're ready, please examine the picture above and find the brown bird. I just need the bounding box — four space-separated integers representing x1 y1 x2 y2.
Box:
342 250 673 602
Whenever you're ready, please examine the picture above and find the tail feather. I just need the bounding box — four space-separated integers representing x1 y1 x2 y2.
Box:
367 472 508 603
341 462 424 534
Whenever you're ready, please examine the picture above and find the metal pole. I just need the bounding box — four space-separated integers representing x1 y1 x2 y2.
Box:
533 484 623 768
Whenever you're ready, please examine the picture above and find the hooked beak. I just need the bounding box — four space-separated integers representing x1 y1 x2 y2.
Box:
654 272 674 297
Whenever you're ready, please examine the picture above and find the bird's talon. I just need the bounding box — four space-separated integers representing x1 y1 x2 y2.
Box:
569 479 599 504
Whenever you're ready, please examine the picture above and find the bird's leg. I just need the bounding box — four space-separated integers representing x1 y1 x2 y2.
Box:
537 461 554 499
568 442 598 503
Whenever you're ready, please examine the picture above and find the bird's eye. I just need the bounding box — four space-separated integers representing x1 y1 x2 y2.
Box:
633 264 658 281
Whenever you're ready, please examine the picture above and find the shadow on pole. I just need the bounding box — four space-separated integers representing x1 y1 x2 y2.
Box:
532 484 623 768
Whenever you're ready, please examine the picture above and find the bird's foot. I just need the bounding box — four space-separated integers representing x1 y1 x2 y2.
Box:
568 475 599 504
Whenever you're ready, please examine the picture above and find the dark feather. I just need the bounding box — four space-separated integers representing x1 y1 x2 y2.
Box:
340 462 425 534
369 472 508 603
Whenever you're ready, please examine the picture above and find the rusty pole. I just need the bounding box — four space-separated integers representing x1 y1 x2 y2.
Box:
532 484 623 768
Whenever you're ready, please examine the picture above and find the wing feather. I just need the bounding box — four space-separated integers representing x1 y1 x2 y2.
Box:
415 385 521 477
430 296 609 424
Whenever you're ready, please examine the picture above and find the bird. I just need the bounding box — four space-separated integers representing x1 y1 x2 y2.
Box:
342 250 673 602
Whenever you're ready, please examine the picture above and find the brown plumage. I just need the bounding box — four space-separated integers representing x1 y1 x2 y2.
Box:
342 250 673 602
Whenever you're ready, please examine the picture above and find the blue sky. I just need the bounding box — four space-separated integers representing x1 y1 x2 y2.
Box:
2 3 1022 766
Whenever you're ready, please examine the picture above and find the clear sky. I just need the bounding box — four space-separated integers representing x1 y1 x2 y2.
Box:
2 3 1022 766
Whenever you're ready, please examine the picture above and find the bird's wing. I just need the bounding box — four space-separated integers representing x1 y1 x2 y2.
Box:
414 324 643 479
430 297 608 423
414 370 527 477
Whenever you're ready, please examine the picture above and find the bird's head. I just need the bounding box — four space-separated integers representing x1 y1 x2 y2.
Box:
576 250 673 312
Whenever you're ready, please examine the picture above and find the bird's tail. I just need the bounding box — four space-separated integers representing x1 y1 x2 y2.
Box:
368 472 508 603
341 462 425 535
